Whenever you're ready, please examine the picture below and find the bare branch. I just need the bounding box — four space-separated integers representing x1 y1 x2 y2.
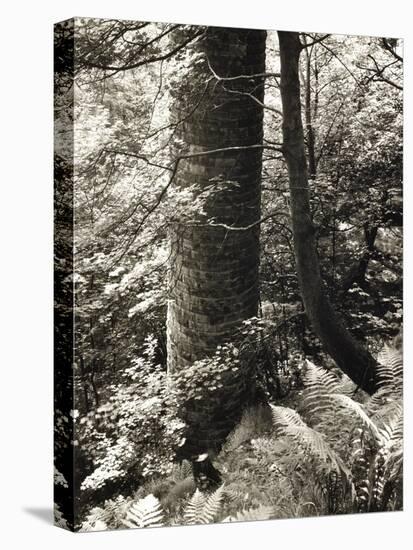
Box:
300 33 331 49
206 56 280 82
381 38 403 63
103 149 173 171
204 210 289 231
222 85 283 117
359 55 402 90
113 144 283 261
80 29 204 77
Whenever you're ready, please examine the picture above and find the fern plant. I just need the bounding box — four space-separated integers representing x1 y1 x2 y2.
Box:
182 485 225 525
122 494 164 529
80 495 129 532
271 405 350 476
77 345 402 529
350 347 402 512
115 484 273 528
269 348 403 514
116 487 225 529
223 505 274 523
352 402 403 511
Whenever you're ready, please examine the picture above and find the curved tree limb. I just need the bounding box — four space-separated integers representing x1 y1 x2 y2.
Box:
278 31 378 395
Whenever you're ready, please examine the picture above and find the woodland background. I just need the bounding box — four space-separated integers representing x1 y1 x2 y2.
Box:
1 1 411 549
54 18 402 531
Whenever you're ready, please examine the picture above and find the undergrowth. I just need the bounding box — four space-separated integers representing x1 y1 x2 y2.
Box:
77 345 402 531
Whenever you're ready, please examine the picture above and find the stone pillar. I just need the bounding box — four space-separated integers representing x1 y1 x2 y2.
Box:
167 26 266 456
168 27 265 370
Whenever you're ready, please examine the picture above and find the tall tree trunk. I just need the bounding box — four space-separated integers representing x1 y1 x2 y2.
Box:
167 27 266 465
302 37 317 179
278 31 378 395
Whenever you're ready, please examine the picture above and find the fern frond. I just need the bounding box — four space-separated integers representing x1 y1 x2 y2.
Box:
331 394 380 440
336 373 359 397
376 346 403 393
378 406 403 449
371 398 402 430
223 504 273 523
384 447 403 484
304 360 339 393
366 387 391 416
183 489 207 525
201 484 225 523
183 486 225 525
302 361 340 419
122 494 164 529
270 406 348 476
224 487 246 504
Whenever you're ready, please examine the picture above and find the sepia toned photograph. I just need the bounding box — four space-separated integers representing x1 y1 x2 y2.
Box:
54 18 403 531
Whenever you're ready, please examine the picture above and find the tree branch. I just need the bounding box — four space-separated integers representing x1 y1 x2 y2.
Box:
80 29 204 77
300 33 331 49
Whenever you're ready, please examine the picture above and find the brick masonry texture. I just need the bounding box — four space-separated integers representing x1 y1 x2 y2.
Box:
167 27 266 456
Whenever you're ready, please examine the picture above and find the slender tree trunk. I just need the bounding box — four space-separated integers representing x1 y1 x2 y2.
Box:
278 31 377 394
303 38 317 179
167 27 266 463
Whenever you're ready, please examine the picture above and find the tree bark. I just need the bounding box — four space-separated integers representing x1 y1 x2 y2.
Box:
303 37 317 179
167 27 266 458
278 31 378 394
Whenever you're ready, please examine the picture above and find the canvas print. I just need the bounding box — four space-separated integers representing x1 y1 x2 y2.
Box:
54 18 403 531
